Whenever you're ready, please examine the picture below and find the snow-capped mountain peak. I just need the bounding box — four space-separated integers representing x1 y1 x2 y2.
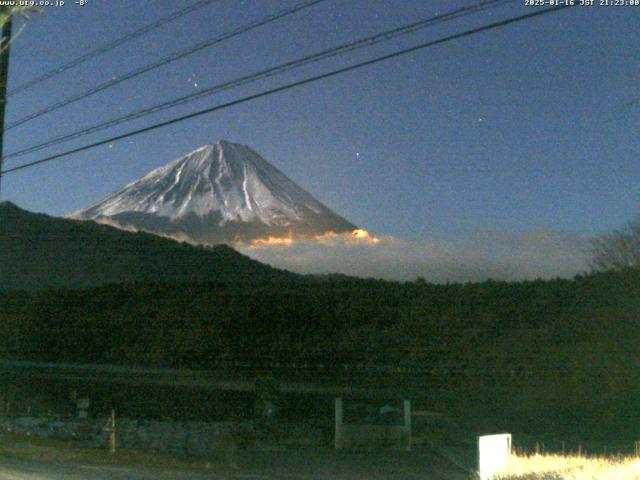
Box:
70 140 356 245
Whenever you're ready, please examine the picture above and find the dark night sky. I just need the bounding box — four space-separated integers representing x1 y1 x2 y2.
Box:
1 0 638 279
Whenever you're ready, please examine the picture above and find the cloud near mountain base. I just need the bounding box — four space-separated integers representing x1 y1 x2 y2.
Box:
237 229 588 283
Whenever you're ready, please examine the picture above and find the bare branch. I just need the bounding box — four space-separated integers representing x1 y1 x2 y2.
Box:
590 218 640 271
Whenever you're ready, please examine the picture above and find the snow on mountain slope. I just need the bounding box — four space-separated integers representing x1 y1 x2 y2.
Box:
70 140 357 245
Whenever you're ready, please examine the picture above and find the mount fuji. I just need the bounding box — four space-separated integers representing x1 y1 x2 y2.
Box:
70 140 358 245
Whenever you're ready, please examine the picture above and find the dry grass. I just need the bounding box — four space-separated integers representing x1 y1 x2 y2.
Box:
496 452 640 479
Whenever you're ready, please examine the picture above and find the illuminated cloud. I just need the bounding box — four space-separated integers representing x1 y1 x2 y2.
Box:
237 229 589 283
245 229 380 248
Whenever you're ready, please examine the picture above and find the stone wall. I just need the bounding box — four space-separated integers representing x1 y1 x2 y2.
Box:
90 419 253 456
1 416 323 457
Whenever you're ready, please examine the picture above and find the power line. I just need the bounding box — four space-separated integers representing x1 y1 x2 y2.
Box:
5 0 512 161
8 0 222 97
5 0 328 130
1 5 572 177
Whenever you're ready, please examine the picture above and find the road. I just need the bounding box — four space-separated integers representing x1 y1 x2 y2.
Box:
0 359 416 398
0 449 470 480
0 456 214 479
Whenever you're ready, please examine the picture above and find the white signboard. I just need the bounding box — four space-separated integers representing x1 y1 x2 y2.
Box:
478 433 511 480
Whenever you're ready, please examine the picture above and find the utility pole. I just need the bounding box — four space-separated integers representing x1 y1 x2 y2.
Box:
0 14 12 199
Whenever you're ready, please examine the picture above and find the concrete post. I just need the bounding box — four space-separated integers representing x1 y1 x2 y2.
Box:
334 397 343 450
77 398 90 419
108 409 116 454
403 399 411 451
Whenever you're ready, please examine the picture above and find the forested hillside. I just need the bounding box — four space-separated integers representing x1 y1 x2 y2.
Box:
1 269 638 436
0 202 296 290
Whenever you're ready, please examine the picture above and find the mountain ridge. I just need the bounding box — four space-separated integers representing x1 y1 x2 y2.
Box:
0 202 298 291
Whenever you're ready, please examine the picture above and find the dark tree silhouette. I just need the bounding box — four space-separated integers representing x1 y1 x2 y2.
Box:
590 218 640 271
